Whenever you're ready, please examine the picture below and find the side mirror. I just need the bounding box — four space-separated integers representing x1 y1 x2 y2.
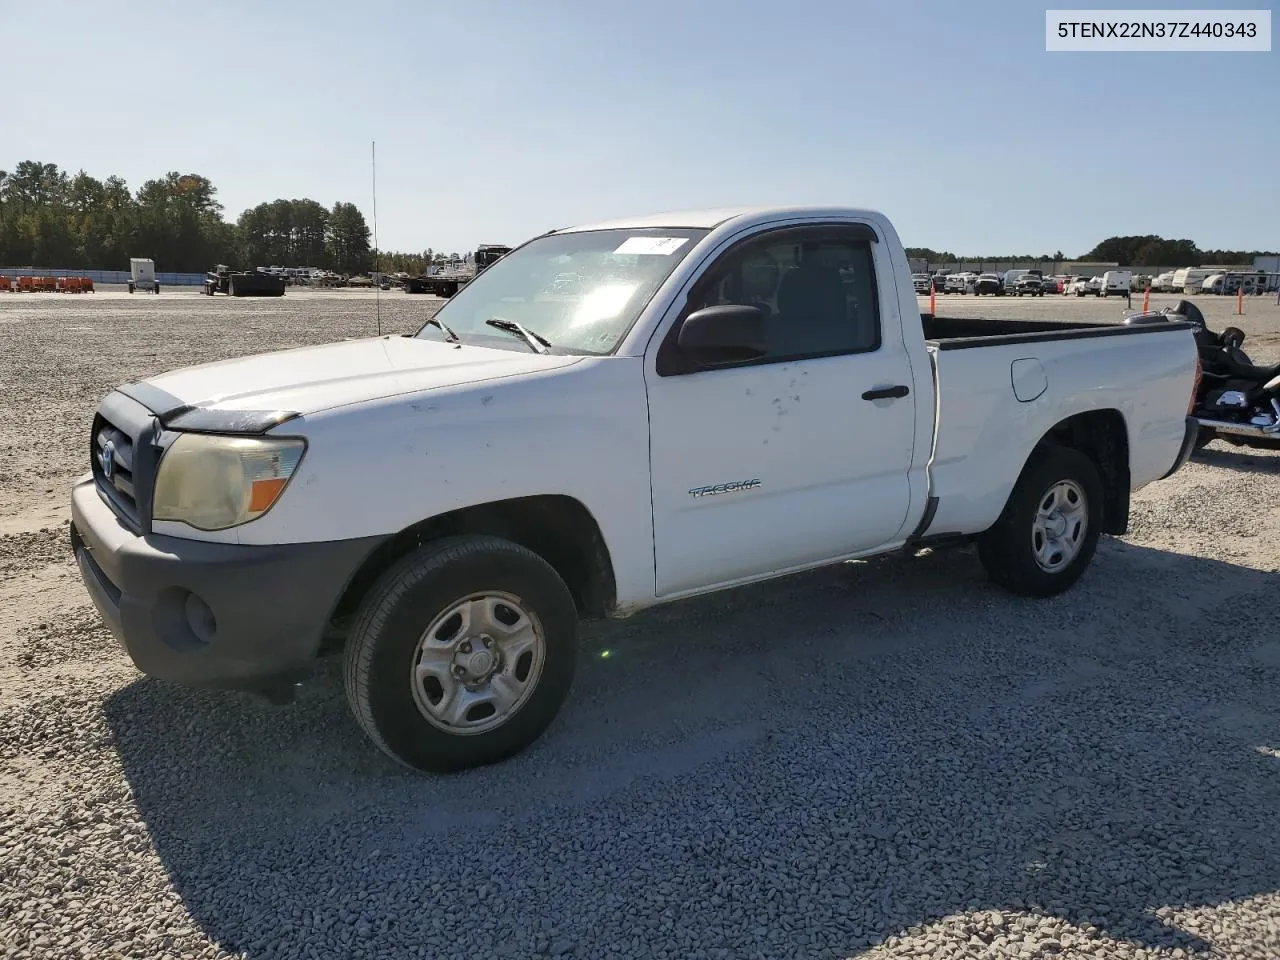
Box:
676 304 768 365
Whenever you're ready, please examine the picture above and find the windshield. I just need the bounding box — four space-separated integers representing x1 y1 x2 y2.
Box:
417 227 709 354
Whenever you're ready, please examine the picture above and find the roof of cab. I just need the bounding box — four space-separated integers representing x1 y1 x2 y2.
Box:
551 205 886 234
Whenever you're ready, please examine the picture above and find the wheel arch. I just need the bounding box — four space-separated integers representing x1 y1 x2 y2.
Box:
325 494 618 647
1019 408 1131 535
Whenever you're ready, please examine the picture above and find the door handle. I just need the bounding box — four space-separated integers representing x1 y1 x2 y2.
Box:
862 385 910 401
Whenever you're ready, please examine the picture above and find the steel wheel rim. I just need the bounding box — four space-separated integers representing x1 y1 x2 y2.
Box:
1031 479 1088 573
410 591 547 736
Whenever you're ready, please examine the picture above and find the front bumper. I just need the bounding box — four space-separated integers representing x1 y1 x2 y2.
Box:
1159 415 1201 481
70 478 386 691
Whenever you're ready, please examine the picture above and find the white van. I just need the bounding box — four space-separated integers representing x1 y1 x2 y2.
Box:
1099 270 1132 297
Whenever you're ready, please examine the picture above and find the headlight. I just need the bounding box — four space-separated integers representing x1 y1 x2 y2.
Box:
152 434 306 531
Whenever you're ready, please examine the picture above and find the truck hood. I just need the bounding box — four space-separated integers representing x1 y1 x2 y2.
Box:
129 335 581 424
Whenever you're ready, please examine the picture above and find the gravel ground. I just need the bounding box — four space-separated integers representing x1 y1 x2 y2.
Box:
1 288 1279 960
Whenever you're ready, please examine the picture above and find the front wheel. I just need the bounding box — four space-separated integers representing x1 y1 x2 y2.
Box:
977 445 1103 597
344 534 579 773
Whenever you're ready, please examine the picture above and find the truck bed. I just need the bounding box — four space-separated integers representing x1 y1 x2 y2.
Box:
917 311 1198 541
919 313 1184 349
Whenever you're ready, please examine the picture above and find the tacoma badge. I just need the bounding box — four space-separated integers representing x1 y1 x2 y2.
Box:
688 479 761 499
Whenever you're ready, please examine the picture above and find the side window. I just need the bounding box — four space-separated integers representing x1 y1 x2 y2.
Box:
685 229 881 364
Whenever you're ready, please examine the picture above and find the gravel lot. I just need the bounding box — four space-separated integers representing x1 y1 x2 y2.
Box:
2 287 1279 960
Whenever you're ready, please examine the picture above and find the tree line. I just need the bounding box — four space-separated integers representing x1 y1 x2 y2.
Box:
907 236 1276 268
1079 235 1276 268
0 160 396 275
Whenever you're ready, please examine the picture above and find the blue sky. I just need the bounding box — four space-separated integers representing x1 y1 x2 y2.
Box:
4 0 1277 255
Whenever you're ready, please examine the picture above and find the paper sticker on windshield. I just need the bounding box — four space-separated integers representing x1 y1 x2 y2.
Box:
614 236 689 256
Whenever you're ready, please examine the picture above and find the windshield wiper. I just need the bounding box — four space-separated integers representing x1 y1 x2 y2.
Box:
424 316 461 343
485 317 551 355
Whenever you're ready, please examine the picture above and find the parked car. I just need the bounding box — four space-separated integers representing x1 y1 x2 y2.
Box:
69 204 1202 773
973 274 1004 296
931 274 949 293
1040 276 1061 295
912 273 932 295
1069 276 1101 297
945 272 976 294
1015 274 1046 297
1003 269 1035 294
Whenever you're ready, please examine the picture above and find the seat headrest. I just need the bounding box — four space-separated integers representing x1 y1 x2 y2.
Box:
777 264 847 323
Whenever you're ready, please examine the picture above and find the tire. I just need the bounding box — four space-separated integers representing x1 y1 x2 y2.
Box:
343 534 579 773
977 445 1103 598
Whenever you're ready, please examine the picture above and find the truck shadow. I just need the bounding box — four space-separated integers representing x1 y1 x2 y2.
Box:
1192 444 1280 474
104 538 1280 959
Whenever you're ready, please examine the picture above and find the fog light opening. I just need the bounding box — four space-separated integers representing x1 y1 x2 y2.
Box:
184 592 217 646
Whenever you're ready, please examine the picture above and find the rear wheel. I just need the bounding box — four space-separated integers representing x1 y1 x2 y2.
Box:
978 446 1103 597
344 534 579 773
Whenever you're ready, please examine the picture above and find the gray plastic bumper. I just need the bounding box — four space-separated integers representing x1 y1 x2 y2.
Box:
70 478 385 691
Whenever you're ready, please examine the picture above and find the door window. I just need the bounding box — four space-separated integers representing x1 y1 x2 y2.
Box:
673 228 882 369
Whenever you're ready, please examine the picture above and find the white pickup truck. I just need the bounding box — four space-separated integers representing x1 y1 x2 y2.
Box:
70 205 1201 773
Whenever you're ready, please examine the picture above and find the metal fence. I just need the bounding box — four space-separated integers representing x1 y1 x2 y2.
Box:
0 267 206 286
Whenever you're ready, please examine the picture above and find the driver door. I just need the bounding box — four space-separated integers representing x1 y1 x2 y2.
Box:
644 222 919 597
